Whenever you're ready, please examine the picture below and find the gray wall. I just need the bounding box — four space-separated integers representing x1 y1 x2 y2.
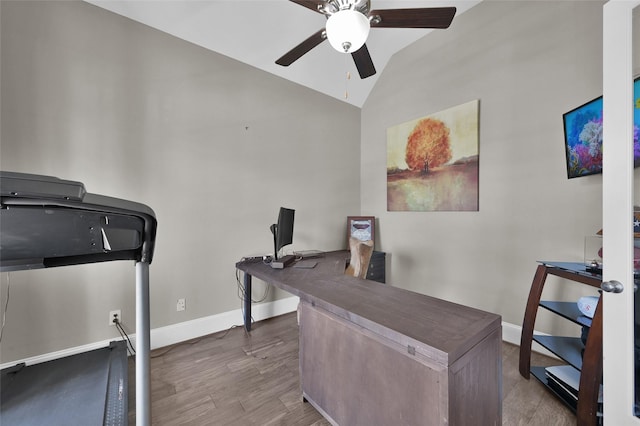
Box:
362 0 640 335
0 1 360 362
2 0 639 363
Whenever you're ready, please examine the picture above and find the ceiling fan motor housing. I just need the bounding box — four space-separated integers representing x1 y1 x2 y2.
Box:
325 9 370 53
324 0 370 15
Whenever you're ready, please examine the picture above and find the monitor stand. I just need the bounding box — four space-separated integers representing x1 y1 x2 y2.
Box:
271 255 296 269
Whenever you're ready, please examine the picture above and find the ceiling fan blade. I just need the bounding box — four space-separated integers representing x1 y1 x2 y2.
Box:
288 0 326 14
369 7 457 29
351 44 376 79
276 29 327 66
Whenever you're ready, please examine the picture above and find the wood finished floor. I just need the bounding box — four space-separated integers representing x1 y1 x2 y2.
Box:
128 312 576 425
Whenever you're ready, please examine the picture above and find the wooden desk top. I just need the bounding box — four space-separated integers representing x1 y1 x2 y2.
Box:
236 251 501 367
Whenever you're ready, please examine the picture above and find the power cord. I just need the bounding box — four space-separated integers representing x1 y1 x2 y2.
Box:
234 262 273 360
0 272 10 344
149 323 249 358
111 260 268 360
113 317 136 356
236 266 272 331
235 267 271 304
143 261 272 361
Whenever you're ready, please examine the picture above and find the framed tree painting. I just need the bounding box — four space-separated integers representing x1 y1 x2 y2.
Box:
387 99 479 211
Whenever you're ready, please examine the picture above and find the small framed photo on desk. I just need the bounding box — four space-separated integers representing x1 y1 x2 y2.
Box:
347 216 375 246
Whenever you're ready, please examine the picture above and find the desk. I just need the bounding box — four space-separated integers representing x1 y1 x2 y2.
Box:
236 251 502 425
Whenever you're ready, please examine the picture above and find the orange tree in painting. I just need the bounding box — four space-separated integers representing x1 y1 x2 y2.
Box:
405 118 452 173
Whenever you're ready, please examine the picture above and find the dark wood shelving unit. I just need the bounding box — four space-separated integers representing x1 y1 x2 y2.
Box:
519 262 603 426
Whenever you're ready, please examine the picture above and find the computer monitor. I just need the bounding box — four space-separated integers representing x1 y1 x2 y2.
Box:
270 207 294 260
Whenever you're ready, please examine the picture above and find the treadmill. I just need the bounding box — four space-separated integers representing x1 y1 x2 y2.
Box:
0 172 157 426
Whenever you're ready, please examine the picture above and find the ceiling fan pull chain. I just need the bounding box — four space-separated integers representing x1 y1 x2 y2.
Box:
344 55 351 99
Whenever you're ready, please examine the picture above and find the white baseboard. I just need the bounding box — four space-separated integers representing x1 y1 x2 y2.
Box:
2 301 557 369
502 320 558 359
149 296 300 349
0 296 300 370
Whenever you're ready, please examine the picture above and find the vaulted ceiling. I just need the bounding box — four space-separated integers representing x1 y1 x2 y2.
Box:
86 1 481 107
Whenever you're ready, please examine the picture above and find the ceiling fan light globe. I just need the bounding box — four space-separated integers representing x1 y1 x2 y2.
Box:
325 9 370 53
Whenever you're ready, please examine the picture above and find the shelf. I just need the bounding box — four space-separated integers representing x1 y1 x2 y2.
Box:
539 301 592 327
531 366 603 424
530 366 577 413
532 335 584 371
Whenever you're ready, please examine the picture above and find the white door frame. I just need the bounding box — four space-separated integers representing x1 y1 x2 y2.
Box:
602 1 639 424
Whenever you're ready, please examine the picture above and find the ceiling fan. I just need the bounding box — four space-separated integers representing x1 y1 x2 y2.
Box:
276 0 457 79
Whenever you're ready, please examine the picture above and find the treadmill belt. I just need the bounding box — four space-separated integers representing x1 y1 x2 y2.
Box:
1 341 128 426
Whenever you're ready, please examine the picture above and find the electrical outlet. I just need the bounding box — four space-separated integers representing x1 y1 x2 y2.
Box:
109 310 121 326
176 298 186 312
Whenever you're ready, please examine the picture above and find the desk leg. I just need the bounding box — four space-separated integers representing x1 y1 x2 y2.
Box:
519 264 549 378
244 272 252 332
